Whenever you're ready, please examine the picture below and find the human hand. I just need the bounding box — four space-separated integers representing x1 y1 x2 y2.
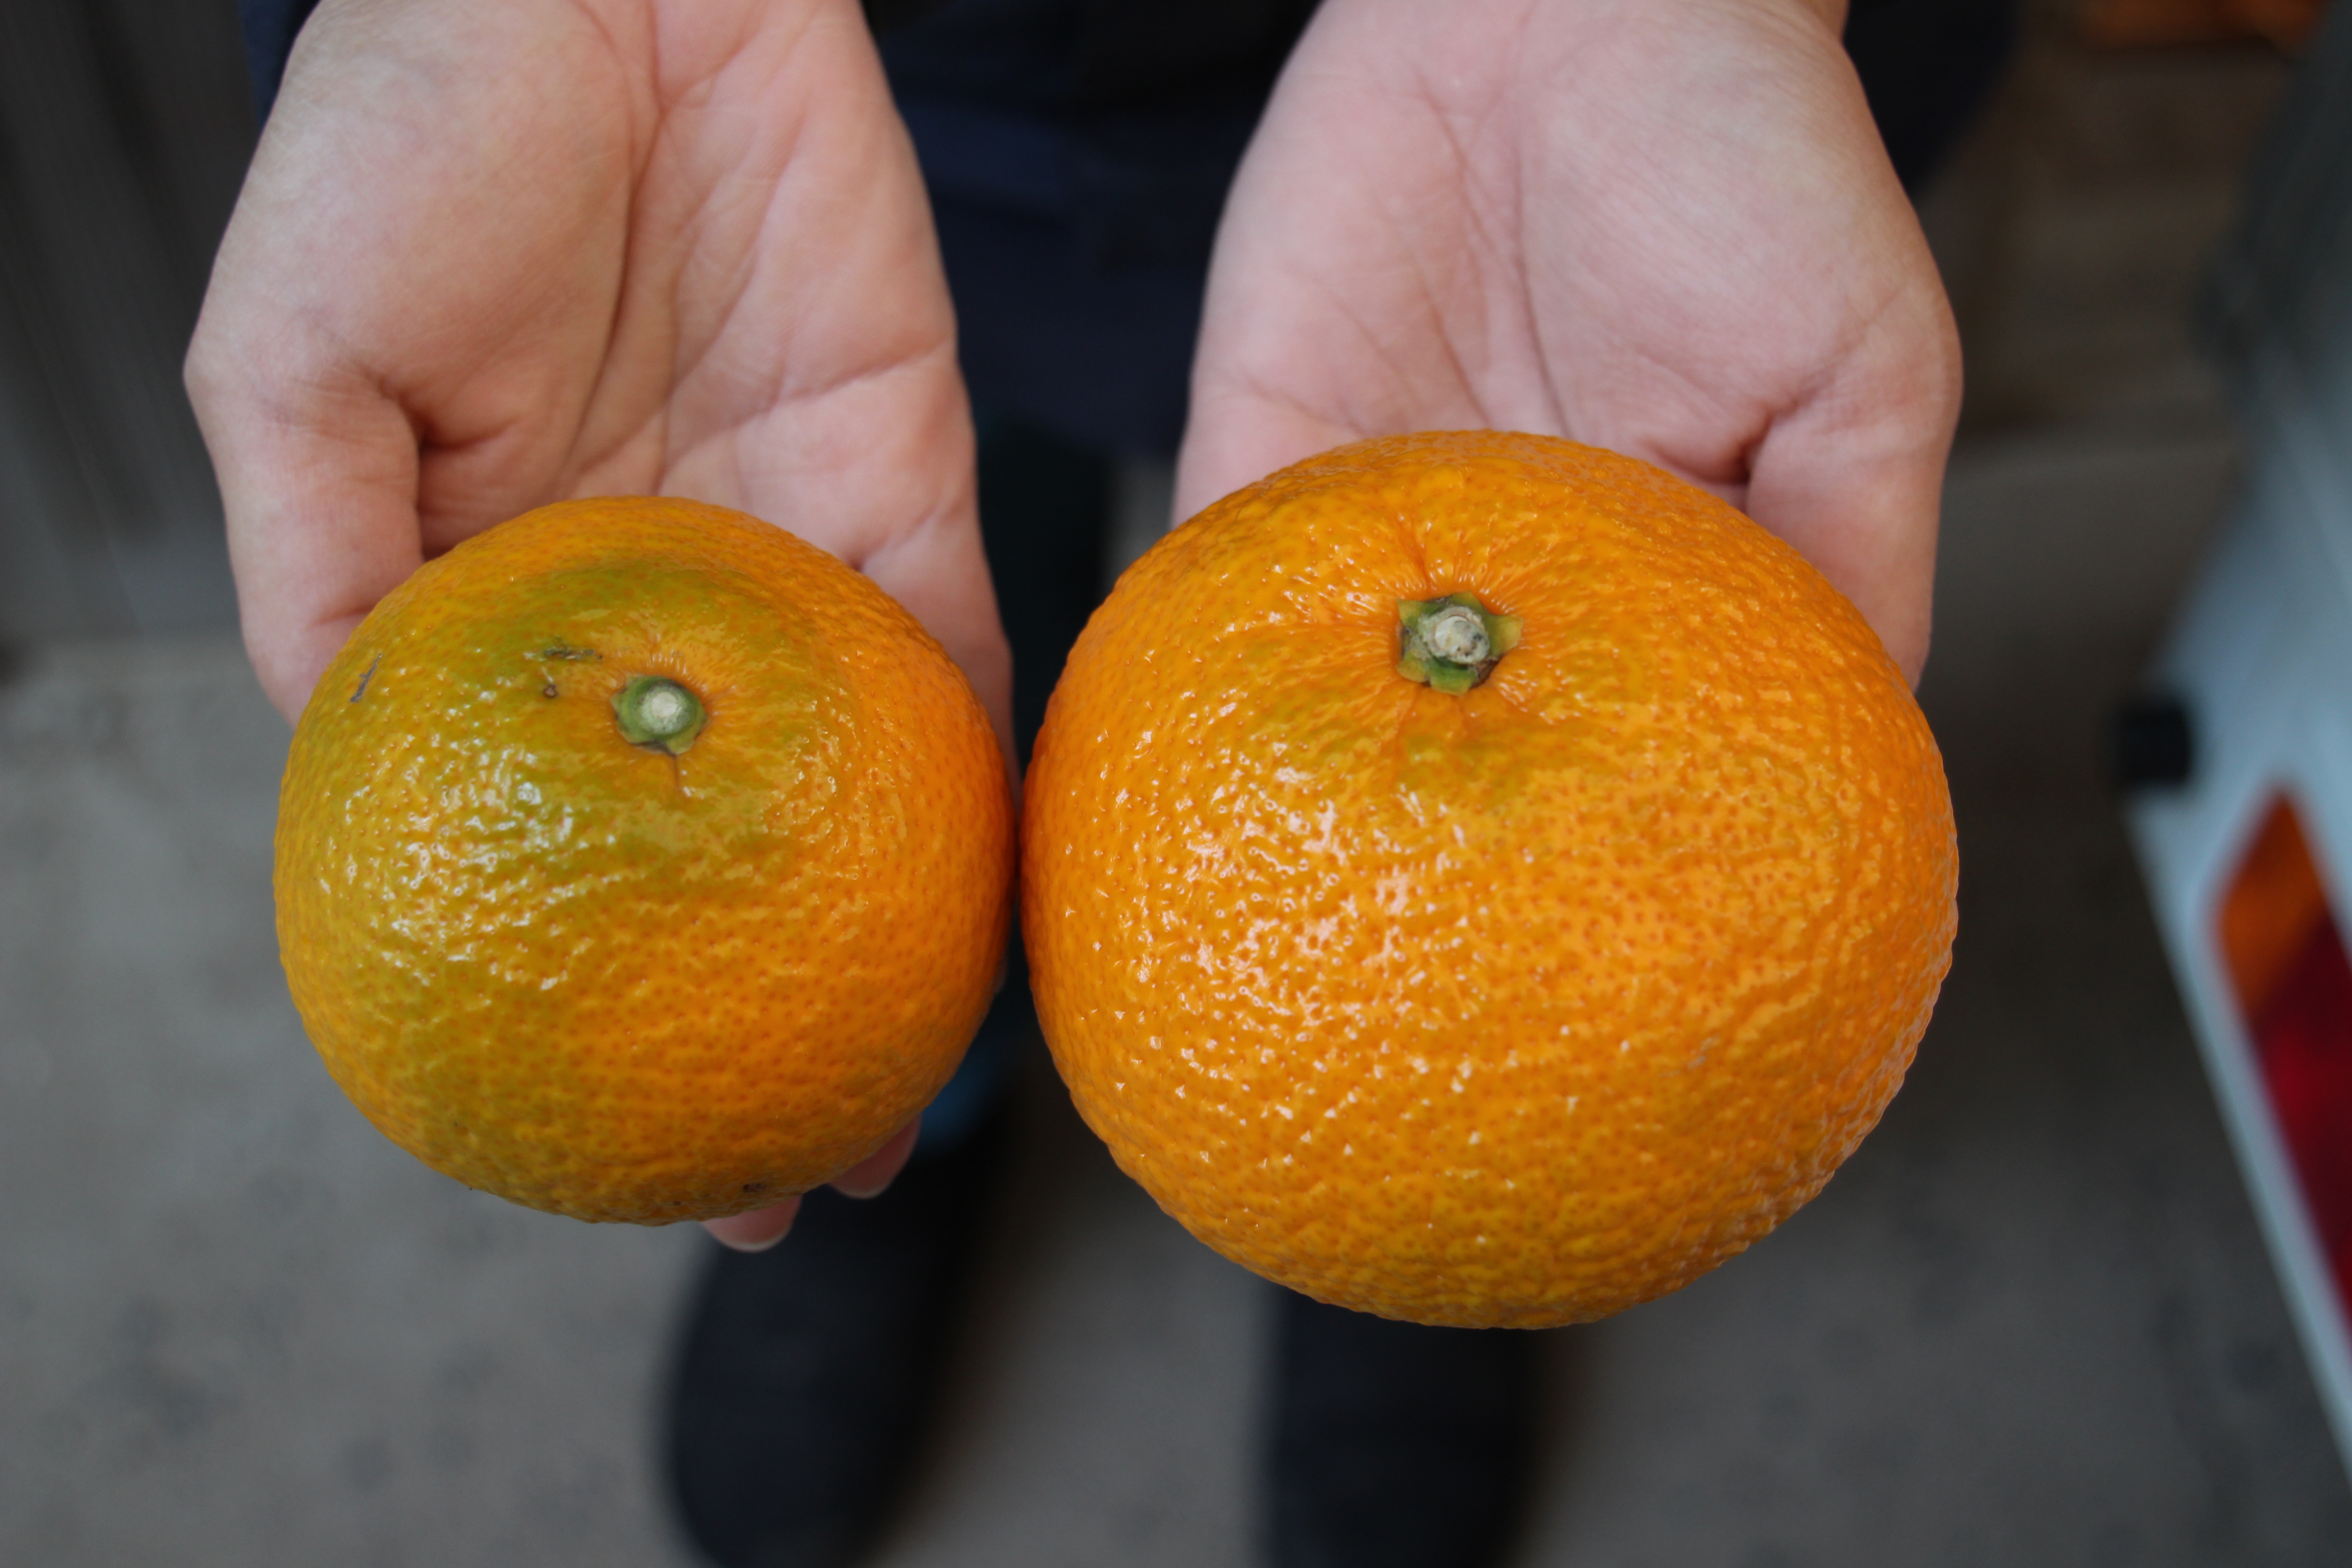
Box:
187 0 992 1235
1177 0 1960 681
187 0 1006 737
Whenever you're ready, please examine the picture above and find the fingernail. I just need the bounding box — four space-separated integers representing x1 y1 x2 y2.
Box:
716 1225 790 1254
704 1199 799 1253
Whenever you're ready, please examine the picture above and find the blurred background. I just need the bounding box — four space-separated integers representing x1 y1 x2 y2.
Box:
5 0 2352 1563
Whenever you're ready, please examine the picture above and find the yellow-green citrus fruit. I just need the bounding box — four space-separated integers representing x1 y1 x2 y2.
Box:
275 496 1014 1223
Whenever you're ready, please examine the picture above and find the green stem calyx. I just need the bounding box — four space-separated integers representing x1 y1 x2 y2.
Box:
1397 593 1522 695
613 676 706 755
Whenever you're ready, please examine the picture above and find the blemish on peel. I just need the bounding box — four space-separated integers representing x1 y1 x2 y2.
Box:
350 655 381 703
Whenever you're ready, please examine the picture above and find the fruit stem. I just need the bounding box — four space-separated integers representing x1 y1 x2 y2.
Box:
1397 593 1522 695
613 676 706 755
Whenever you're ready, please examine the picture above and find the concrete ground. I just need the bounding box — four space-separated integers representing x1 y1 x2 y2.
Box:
7 18 2352 1568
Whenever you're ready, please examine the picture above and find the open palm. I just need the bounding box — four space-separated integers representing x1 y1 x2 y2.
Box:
1178 0 1960 680
189 0 995 1236
189 0 1006 738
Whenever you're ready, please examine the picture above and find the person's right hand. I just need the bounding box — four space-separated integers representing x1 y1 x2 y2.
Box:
188 0 1006 741
188 0 995 1239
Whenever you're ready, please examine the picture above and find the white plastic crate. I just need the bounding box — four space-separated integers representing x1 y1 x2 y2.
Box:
2127 1 2352 1484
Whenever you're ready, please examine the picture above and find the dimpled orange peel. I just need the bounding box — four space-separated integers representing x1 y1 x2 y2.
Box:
1021 431 1956 1327
274 496 1014 1224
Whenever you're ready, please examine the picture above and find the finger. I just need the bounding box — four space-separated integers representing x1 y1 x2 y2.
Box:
184 342 427 721
1740 295 1962 688
703 1195 805 1253
830 1116 921 1200
695 1106 917 1251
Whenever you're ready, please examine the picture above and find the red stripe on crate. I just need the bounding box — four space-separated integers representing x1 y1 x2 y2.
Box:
2253 909 2352 1308
2220 794 2352 1312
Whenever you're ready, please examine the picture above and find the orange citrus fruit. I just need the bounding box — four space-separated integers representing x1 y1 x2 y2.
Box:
1022 431 1956 1327
275 496 1014 1224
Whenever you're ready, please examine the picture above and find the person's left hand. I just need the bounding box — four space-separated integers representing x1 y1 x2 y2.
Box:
1176 0 1960 683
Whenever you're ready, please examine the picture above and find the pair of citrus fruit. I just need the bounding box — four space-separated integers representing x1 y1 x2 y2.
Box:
275 431 1955 1328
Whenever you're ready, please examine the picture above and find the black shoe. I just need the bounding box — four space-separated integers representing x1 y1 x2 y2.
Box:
1262 1290 1538 1568
662 1119 1007 1568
